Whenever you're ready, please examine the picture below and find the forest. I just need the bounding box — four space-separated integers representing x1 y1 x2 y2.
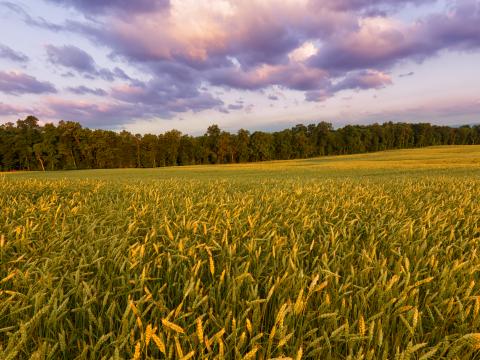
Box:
0 116 479 171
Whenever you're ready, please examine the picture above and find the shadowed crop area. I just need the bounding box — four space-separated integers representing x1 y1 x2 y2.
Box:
1 146 480 359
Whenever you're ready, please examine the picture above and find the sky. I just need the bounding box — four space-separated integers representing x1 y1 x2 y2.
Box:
0 0 479 134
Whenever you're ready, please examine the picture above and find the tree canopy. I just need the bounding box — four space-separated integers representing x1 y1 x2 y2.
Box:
1 116 479 171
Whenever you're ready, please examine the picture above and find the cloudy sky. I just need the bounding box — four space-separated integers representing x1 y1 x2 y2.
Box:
0 0 479 134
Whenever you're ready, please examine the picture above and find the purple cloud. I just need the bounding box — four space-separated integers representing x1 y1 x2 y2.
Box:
43 86 223 126
208 63 330 91
333 70 392 91
305 70 392 101
55 0 466 110
4 0 480 125
1 2 63 32
110 67 135 82
0 44 29 62
217 107 230 114
313 0 435 12
46 44 96 73
309 1 480 72
111 77 224 118
0 102 33 116
44 98 138 127
228 19 304 69
45 44 133 82
61 71 75 78
350 97 480 125
64 1 348 71
0 71 56 95
45 0 170 15
228 103 243 110
67 86 107 96
305 89 332 102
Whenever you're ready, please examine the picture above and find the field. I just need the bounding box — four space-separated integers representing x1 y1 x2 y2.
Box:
1 145 480 359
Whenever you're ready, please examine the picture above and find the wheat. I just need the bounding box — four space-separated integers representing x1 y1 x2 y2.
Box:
209 253 215 276
462 333 480 350
412 308 419 330
295 346 303 360
174 336 184 358
246 319 253 336
1 147 479 359
151 334 166 354
181 351 195 360
196 317 204 343
294 289 304 315
165 223 174 241
474 297 480 319
358 315 366 336
243 346 259 360
145 324 153 346
132 341 140 360
161 319 185 334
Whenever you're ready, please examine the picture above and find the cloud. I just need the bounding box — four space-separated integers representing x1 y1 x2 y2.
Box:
61 0 480 108
45 0 170 15
0 102 33 116
350 96 480 125
305 70 392 102
1 1 64 32
333 70 392 91
111 78 224 118
45 44 133 82
4 0 480 125
41 98 137 127
217 106 229 114
311 0 435 12
66 85 107 96
399 71 415 78
0 71 57 95
0 44 29 62
228 103 243 110
309 1 480 72
46 44 96 73
308 17 419 72
305 89 332 102
208 63 330 91
41 85 223 126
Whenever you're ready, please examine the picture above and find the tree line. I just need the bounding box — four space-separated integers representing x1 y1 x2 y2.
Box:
0 116 479 171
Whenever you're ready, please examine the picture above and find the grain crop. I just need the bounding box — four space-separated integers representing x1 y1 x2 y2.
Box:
1 146 479 359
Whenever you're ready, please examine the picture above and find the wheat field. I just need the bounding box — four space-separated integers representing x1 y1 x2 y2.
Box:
1 146 480 359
